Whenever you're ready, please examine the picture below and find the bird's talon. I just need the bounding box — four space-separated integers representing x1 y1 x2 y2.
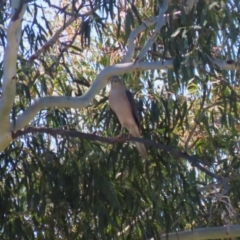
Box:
115 134 123 142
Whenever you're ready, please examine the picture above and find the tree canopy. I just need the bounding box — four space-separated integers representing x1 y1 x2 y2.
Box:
1 0 240 239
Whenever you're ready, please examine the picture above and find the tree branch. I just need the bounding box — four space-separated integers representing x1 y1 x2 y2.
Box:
28 15 76 62
149 224 240 240
122 16 159 63
185 101 223 153
0 0 28 149
12 126 222 181
28 2 99 62
198 174 240 193
210 57 240 70
0 0 236 154
122 0 189 63
135 0 169 62
45 1 98 18
12 60 173 132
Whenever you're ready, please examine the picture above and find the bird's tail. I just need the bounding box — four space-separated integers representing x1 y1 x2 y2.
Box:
135 142 148 159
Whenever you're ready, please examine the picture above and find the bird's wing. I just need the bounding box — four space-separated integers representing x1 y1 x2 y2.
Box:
125 89 140 129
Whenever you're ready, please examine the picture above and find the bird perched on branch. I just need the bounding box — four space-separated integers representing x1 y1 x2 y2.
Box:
108 76 147 158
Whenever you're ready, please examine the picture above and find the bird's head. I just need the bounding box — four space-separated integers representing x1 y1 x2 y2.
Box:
109 76 124 87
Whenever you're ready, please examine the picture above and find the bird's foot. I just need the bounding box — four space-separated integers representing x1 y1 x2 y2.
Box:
115 133 125 139
127 133 132 138
115 134 123 142
115 133 129 142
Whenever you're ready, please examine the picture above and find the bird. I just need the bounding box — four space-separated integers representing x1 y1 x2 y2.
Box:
108 76 147 158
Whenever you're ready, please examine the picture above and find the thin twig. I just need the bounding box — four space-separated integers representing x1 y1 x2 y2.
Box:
28 2 99 62
135 0 169 62
184 101 222 153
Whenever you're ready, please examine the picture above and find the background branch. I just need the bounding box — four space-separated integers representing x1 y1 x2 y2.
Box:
28 3 99 63
135 0 169 62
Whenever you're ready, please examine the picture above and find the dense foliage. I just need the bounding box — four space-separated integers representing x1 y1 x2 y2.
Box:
0 0 240 239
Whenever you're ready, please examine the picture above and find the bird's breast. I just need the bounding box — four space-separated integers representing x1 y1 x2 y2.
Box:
109 89 136 128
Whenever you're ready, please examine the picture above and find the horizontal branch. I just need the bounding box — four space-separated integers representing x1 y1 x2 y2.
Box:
210 58 240 70
12 60 173 131
150 224 240 240
12 127 222 181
